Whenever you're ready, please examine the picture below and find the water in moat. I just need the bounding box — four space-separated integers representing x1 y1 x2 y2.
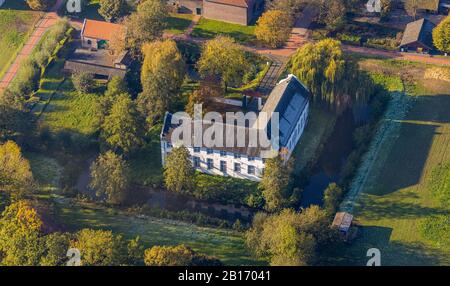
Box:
299 107 368 208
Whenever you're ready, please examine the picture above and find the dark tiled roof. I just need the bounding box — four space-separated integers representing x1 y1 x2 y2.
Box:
259 75 310 147
161 115 271 157
400 18 436 49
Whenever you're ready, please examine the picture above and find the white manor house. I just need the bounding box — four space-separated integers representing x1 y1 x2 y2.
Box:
160 74 310 182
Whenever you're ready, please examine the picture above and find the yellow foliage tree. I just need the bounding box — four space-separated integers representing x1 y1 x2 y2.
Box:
255 10 293 48
0 141 34 195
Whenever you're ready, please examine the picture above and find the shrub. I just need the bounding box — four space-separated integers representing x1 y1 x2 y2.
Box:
72 72 95 93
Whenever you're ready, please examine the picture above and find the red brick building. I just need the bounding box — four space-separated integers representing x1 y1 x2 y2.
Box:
172 0 264 25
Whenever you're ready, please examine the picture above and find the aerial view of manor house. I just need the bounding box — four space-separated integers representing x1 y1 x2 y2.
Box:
0 0 449 270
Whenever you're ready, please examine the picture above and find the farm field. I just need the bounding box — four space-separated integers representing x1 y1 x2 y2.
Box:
324 59 450 265
0 1 42 80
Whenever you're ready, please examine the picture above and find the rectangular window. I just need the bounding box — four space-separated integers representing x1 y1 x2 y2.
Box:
207 158 214 170
234 153 241 159
248 156 255 161
193 147 200 153
220 150 227 157
206 148 214 155
234 163 241 173
220 161 227 173
193 156 200 168
248 165 255 175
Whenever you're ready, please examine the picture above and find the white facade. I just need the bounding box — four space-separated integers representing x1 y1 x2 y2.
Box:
160 75 310 182
161 143 265 181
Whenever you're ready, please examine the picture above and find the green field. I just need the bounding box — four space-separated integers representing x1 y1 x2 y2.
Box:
191 18 256 44
53 199 261 265
324 59 450 265
0 1 42 79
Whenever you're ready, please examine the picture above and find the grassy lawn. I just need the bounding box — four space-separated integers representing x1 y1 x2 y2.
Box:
191 18 256 44
40 79 101 136
323 60 450 265
292 106 338 173
165 13 194 35
0 1 42 79
53 199 262 265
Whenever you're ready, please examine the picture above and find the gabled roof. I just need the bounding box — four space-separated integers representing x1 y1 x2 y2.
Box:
81 19 126 42
400 18 436 49
258 75 310 147
204 0 250 8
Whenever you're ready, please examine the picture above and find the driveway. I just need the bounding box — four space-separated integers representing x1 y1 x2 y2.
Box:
0 0 64 92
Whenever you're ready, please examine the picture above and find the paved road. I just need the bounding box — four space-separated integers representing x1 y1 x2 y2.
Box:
0 0 64 92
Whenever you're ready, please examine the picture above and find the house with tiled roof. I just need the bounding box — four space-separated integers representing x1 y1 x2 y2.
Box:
399 18 436 53
63 19 130 80
160 75 310 181
81 19 126 49
170 0 264 25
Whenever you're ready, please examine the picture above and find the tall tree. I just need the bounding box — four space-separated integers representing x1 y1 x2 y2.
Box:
433 15 450 54
0 91 35 142
185 81 222 116
90 151 130 205
0 141 34 196
0 200 44 265
144 244 222 266
323 183 343 215
163 146 195 194
318 0 347 30
259 156 292 212
245 206 332 266
72 72 95 94
255 10 293 48
137 39 186 125
123 0 168 50
101 94 145 154
197 36 249 91
40 232 71 266
71 229 128 266
291 38 374 111
98 0 126 22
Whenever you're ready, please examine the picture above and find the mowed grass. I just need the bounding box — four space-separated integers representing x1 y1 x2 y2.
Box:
165 13 194 35
191 18 256 44
0 2 42 79
324 60 450 265
54 199 263 265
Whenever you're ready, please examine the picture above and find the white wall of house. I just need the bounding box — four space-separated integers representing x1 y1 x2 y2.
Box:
161 142 265 182
284 101 310 160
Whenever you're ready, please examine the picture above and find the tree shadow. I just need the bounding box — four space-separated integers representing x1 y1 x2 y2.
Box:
355 194 450 220
370 94 450 195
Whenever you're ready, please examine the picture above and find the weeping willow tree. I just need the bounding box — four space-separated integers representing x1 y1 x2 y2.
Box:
291 39 374 112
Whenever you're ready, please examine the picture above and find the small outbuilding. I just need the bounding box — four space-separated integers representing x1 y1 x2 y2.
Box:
399 18 436 53
332 212 357 241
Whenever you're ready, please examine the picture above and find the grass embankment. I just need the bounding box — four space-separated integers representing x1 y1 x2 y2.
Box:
0 1 43 79
324 59 450 265
191 18 256 44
